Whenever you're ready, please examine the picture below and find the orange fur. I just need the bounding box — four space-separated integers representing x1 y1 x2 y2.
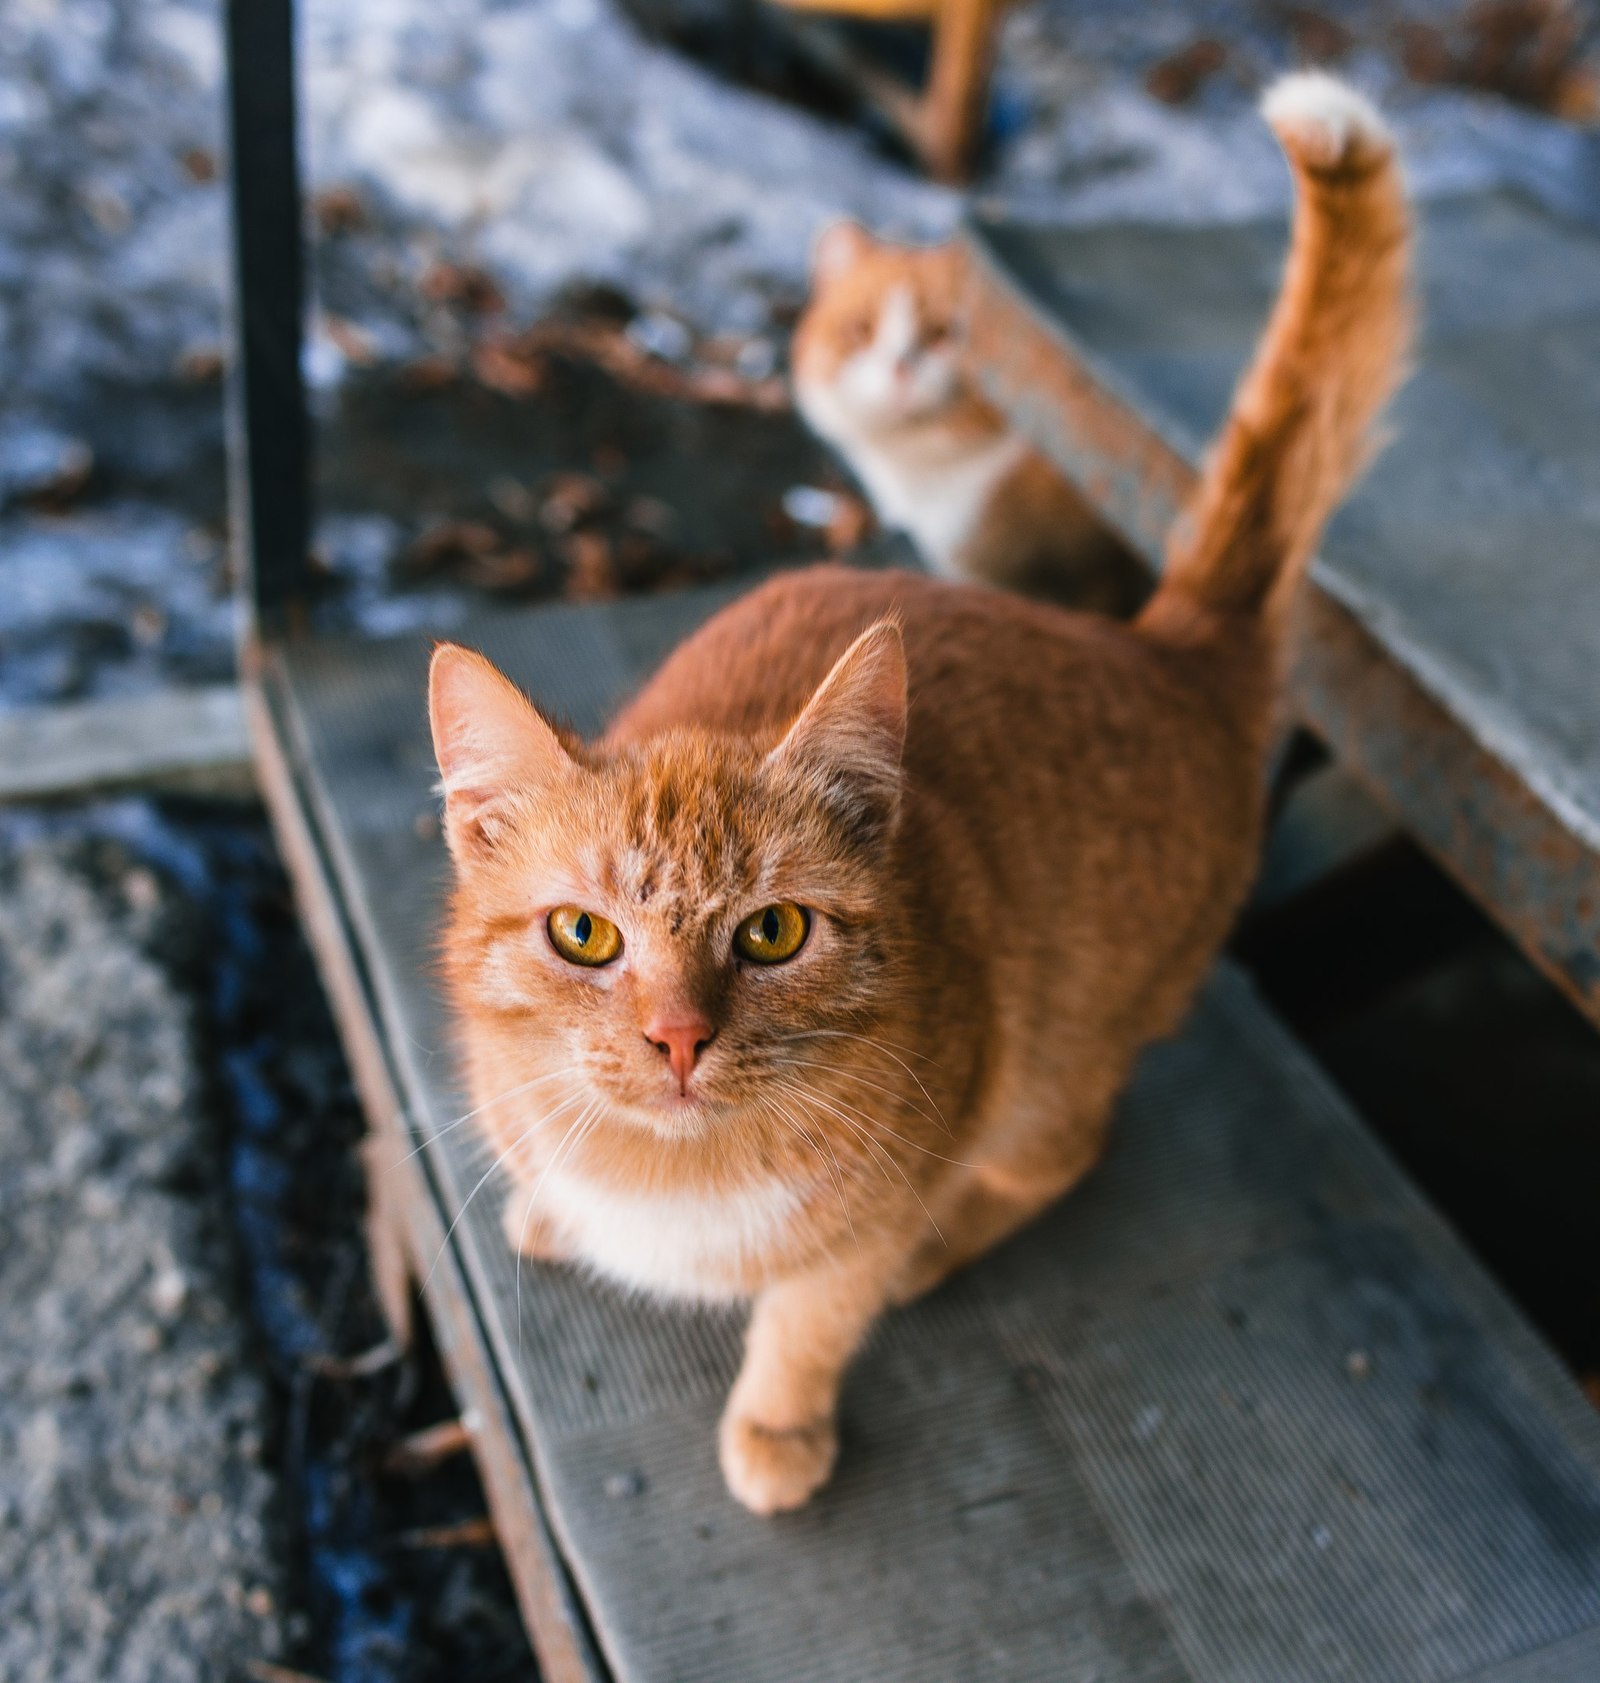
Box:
429 75 1412 1514
793 226 1147 612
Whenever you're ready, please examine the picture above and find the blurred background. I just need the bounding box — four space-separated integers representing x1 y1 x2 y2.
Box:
2 3 1598 1681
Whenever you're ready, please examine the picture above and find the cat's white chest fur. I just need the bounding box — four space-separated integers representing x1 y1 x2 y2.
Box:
852 431 1025 575
529 1167 805 1300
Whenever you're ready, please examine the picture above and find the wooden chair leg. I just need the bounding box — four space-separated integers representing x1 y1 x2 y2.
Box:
919 0 998 181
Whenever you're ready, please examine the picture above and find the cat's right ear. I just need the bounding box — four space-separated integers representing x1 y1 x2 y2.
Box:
428 644 572 866
811 220 869 283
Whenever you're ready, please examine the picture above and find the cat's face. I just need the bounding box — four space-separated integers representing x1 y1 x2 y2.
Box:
430 628 907 1139
792 225 966 442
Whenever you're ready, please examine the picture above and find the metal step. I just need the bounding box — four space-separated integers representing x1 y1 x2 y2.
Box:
258 583 1600 1683
962 189 1600 1029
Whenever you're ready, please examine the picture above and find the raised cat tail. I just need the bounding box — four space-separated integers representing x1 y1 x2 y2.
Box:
1141 73 1411 646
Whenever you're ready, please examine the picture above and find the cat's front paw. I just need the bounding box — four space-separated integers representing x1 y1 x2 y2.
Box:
718 1407 838 1515
500 1193 572 1264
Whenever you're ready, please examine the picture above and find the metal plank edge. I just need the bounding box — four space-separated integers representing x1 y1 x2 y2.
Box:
246 649 609 1683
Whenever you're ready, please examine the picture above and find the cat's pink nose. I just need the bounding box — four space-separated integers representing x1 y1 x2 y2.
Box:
644 1012 716 1094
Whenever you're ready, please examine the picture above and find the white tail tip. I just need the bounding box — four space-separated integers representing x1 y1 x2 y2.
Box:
1262 72 1391 171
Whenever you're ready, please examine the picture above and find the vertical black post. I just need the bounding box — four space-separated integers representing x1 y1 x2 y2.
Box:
224 0 312 639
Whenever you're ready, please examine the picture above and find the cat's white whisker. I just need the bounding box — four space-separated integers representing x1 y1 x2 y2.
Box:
515 1098 603 1354
395 1067 585 1169
769 1054 946 1136
761 1092 859 1252
416 1087 591 1298
778 1028 951 1134
773 1064 971 1169
779 1079 948 1249
774 1078 894 1188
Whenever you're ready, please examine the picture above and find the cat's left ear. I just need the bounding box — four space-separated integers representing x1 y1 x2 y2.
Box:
428 644 573 866
770 620 907 844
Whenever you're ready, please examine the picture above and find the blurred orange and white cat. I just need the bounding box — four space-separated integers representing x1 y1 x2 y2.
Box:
429 76 1411 1515
793 224 1146 611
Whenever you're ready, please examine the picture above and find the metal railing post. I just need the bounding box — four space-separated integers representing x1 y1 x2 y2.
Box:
224 0 313 640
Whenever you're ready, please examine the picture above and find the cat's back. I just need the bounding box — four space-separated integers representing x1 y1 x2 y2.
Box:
608 564 1262 931
606 564 1194 772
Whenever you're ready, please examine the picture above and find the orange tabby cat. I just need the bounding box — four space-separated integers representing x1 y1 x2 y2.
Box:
429 74 1411 1514
793 224 1147 611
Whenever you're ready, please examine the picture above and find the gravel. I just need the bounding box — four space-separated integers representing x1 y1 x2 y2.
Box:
0 826 292 1683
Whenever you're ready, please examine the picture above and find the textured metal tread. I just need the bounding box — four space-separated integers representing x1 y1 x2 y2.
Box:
279 584 1600 1683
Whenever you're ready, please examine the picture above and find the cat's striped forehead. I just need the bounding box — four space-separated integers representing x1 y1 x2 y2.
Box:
557 737 865 933
582 750 775 918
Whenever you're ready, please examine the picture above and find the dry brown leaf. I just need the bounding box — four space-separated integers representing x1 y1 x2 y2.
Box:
179 146 217 183
420 261 506 315
322 315 377 366
539 471 610 534
397 354 460 393
1399 0 1594 116
312 185 367 235
563 531 618 601
470 338 544 397
403 520 502 575
1145 38 1228 105
1282 6 1355 62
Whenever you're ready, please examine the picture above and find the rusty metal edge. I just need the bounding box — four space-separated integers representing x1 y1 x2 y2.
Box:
243 649 608 1683
960 223 1600 1029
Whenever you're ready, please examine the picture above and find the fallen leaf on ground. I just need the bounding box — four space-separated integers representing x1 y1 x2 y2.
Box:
17 441 94 513
397 354 460 393
421 261 506 315
539 472 610 534
1282 6 1355 61
402 520 502 575
1399 0 1594 116
1145 38 1227 104
563 531 618 600
471 337 544 397
312 185 367 234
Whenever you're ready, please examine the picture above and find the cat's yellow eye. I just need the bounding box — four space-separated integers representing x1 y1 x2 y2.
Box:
547 906 623 967
733 903 809 965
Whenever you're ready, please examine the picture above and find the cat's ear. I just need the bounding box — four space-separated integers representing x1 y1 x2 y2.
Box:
812 220 870 283
428 644 572 865
770 620 907 844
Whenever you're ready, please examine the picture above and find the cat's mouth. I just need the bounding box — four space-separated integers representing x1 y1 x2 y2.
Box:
597 1081 725 1139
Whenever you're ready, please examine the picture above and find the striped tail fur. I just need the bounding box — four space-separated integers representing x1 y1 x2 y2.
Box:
1142 73 1412 645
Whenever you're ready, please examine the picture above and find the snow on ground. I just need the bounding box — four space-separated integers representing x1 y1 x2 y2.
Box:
1 0 1596 705
0 0 1594 703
